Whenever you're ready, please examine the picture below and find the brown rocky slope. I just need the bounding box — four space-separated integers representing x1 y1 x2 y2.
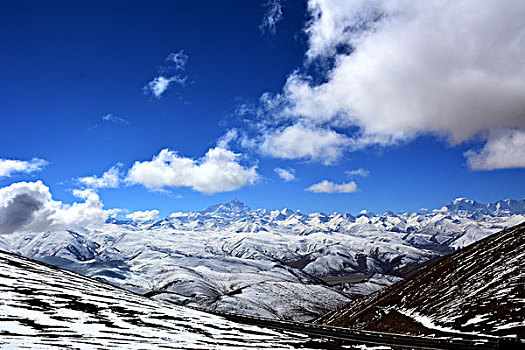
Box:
315 222 525 338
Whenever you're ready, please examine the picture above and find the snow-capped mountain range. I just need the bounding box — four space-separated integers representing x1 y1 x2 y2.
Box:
1 197 524 321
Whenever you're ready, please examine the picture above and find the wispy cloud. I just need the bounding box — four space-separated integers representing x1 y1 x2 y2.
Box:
166 50 189 71
260 0 284 35
346 168 369 177
0 158 48 178
274 167 295 182
217 129 239 149
102 113 129 125
143 76 186 99
144 51 189 99
306 180 358 194
88 113 130 130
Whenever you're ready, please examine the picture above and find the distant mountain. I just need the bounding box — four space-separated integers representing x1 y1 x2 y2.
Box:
315 222 525 338
200 199 251 215
442 198 525 216
0 250 332 349
1 197 524 321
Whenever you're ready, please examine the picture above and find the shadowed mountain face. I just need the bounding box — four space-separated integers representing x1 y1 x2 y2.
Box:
0 250 343 349
315 223 525 338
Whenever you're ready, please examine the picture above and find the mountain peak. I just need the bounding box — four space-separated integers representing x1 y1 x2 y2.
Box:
452 197 474 204
281 208 295 216
446 197 481 212
200 199 251 215
357 210 374 218
228 199 247 206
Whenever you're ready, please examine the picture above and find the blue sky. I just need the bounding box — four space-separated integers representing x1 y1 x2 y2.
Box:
1 0 524 219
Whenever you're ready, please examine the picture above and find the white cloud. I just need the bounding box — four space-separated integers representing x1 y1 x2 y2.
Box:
102 113 129 125
260 0 284 35
145 50 189 98
78 164 122 189
465 128 525 170
217 129 239 149
166 50 189 71
260 124 350 164
235 103 252 117
125 147 259 195
305 180 358 194
88 113 129 130
346 168 369 177
126 209 159 221
0 158 48 178
274 168 295 182
0 181 115 234
143 76 186 98
304 0 380 60
293 1 525 141
253 0 525 169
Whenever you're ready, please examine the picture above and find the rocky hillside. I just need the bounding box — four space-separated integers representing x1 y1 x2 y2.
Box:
315 222 525 338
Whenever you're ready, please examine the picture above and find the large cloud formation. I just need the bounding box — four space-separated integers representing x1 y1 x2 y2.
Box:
125 147 259 195
0 181 115 234
255 0 525 168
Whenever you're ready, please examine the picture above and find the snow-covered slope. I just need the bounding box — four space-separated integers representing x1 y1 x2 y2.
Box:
315 222 525 339
1 198 523 321
0 250 336 349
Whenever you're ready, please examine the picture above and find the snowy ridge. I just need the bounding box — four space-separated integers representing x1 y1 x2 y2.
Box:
1 197 524 321
0 250 338 349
